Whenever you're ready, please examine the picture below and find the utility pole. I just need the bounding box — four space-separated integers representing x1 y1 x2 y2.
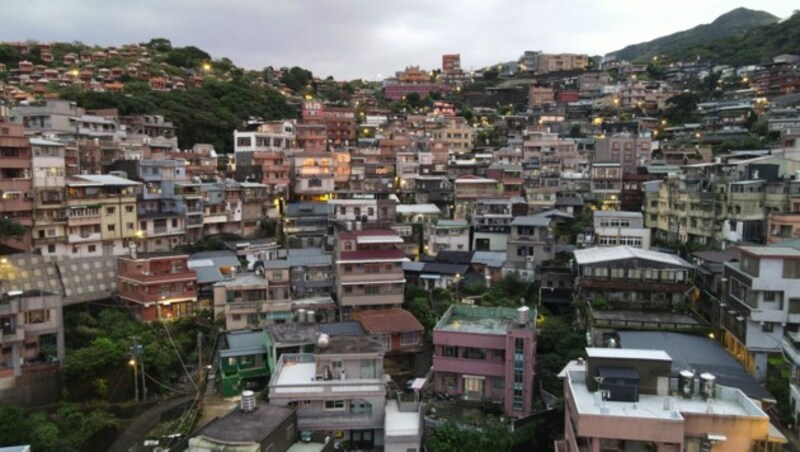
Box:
197 331 203 386
130 336 143 402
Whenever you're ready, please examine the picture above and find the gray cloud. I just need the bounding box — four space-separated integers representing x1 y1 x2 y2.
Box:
1 0 797 79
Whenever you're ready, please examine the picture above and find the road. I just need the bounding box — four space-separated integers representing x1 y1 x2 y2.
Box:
107 394 196 452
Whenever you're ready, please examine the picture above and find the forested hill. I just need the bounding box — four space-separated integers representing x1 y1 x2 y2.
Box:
608 7 779 62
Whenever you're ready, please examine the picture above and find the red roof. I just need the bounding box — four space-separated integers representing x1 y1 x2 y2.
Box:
353 309 423 334
339 249 407 262
338 229 400 241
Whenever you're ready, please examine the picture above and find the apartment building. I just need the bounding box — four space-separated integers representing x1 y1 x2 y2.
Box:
328 198 397 231
117 253 198 321
30 138 67 256
426 220 469 255
719 246 800 382
268 335 389 449
557 348 786 452
592 210 651 249
453 176 502 220
504 210 572 280
519 51 589 74
291 153 335 201
644 162 792 247
239 182 269 237
65 174 140 257
595 136 653 175
0 122 33 251
0 290 65 378
233 121 296 154
430 117 473 167
472 197 529 252
113 158 188 253
302 102 356 146
335 229 408 319
432 305 537 418
590 163 622 210
284 202 329 249
573 246 694 311
295 123 328 152
174 182 205 243
213 269 292 331
353 308 423 372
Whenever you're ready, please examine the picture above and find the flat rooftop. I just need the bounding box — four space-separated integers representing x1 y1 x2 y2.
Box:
385 400 422 437
618 331 773 401
193 403 295 444
434 305 534 335
266 324 319 345
213 273 267 288
567 369 765 420
315 335 384 355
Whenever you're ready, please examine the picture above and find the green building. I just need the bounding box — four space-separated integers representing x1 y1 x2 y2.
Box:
219 330 273 398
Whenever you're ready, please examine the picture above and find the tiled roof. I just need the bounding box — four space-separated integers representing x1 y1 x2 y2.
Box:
353 309 423 334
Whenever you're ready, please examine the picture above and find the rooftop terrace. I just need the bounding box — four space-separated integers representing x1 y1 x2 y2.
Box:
434 305 535 335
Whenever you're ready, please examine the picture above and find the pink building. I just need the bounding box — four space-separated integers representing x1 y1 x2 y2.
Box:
432 305 537 418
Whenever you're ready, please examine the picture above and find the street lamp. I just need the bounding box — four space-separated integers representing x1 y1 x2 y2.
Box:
129 358 138 402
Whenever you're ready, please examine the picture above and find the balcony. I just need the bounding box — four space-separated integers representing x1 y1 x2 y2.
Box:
68 232 101 243
67 214 101 226
270 354 385 399
0 300 20 315
0 327 24 344
433 356 505 377
297 410 383 430
204 214 229 224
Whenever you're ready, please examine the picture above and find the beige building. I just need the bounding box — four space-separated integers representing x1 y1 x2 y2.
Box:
558 348 786 452
66 174 140 257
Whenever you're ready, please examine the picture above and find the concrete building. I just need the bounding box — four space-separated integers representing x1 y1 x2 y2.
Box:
573 246 694 313
557 348 786 452
335 229 408 319
0 121 33 251
453 176 502 220
30 138 67 256
720 246 800 382
432 305 537 418
117 253 198 322
65 174 140 257
213 269 292 331
268 335 390 450
284 202 329 249
595 136 653 175
592 210 651 249
352 308 423 371
590 163 623 210
505 210 572 280
426 220 470 255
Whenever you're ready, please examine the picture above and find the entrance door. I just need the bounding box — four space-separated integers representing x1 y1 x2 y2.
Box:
463 375 485 399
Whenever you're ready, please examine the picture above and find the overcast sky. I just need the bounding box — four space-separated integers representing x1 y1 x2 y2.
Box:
2 1 797 80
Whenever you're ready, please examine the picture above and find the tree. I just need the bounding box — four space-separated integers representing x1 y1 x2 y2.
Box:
483 68 500 82
0 218 25 242
663 92 700 125
279 66 313 93
164 46 211 68
146 38 173 52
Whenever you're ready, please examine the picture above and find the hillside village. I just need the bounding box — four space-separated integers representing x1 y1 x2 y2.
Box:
1 7 800 452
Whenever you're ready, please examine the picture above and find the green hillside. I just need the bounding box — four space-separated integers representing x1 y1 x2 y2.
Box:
668 10 800 66
608 7 778 62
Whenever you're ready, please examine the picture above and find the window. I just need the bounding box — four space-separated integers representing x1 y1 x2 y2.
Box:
740 255 760 277
25 310 50 324
784 260 800 279
106 207 116 215
324 400 345 411
442 346 457 357
125 205 134 213
464 376 485 394
272 271 283 281
764 291 776 302
344 286 353 294
463 347 486 360
107 224 116 232
763 323 774 333
401 331 419 345
790 299 800 314
47 244 55 253
493 377 505 390
365 285 380 295
88 245 96 252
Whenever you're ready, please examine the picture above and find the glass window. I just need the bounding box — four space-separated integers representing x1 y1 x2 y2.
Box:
324 400 345 411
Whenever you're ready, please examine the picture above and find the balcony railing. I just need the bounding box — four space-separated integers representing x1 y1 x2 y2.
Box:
297 410 382 429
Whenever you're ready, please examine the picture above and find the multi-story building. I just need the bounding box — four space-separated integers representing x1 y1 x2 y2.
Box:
557 348 786 452
720 245 800 382
175 182 205 243
233 121 296 154
0 122 33 251
31 138 68 256
453 175 502 220
335 229 408 319
284 202 329 249
430 117 473 168
213 269 292 331
239 182 269 237
66 174 140 257
117 253 198 321
432 305 537 418
291 153 335 201
302 102 356 146
0 290 65 378
504 211 572 279
573 246 694 312
643 161 793 247
519 51 589 74
426 220 470 255
592 210 651 249
352 308 424 370
594 136 653 175
590 163 622 210
113 158 188 253
328 198 397 231
268 335 389 450
295 123 328 152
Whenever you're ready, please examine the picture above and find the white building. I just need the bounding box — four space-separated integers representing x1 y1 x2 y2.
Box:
593 210 651 249
426 220 470 255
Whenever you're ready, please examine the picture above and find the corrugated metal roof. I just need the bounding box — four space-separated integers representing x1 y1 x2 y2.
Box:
573 246 693 268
